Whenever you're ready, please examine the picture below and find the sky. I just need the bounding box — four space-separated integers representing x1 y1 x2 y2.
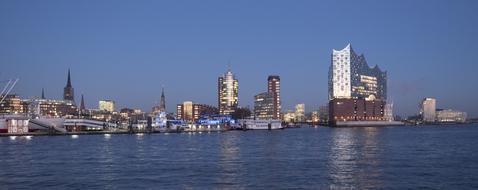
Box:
1 0 478 117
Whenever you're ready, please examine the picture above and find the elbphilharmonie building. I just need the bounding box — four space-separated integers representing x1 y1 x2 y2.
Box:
328 44 387 101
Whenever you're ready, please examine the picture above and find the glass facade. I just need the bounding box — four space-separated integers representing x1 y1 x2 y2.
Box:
218 69 238 115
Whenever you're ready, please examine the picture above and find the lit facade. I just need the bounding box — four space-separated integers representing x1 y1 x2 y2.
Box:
436 109 467 123
254 92 275 120
24 98 77 117
177 101 218 123
218 69 238 115
0 94 27 114
420 98 436 122
267 75 281 119
295 103 305 122
328 44 387 101
99 100 115 112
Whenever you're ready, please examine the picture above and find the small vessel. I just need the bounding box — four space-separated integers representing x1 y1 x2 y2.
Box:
239 119 284 130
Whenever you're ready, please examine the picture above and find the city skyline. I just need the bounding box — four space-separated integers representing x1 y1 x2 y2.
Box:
1 1 478 117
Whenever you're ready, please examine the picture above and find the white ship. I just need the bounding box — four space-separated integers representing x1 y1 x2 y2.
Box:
239 119 284 130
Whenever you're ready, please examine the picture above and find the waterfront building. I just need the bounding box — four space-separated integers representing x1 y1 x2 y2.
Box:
436 109 467 123
177 101 218 123
329 98 385 122
99 100 115 112
218 69 238 115
328 44 387 101
24 98 77 117
267 75 281 119
295 103 305 122
0 94 27 115
311 111 320 123
282 110 296 123
420 98 436 122
328 44 388 125
254 92 275 120
63 69 75 102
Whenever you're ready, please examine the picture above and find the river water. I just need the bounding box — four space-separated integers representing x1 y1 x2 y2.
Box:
1 125 478 189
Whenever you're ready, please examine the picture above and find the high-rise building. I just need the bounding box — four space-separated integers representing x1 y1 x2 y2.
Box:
99 100 115 112
328 44 388 125
254 92 275 120
218 69 238 115
420 98 436 122
328 44 387 101
176 101 218 122
267 75 281 119
64 69 75 102
295 103 305 122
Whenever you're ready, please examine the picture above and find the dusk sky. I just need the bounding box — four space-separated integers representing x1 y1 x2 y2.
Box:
1 0 477 117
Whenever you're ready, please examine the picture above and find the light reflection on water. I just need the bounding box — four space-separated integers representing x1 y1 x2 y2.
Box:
1 125 478 189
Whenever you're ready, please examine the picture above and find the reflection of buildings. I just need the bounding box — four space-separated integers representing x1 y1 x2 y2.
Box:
420 98 436 123
176 101 219 123
328 44 389 125
218 69 238 115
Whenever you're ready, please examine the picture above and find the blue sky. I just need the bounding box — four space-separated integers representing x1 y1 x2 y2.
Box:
1 0 477 117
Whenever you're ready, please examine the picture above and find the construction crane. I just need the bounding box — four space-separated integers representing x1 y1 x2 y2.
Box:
0 78 19 104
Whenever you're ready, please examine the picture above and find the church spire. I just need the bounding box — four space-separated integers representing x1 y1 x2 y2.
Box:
80 94 85 111
159 86 166 112
66 69 72 87
41 88 45 99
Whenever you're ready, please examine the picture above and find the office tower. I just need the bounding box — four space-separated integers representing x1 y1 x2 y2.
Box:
218 69 238 115
63 69 75 102
254 92 275 120
99 100 115 112
421 98 436 122
267 75 281 119
328 44 387 101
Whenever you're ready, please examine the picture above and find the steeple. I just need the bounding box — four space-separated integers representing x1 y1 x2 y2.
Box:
41 88 45 99
80 94 85 110
66 69 72 87
63 69 75 102
159 87 166 112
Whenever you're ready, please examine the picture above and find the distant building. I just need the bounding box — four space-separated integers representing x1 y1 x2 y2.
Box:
295 103 305 122
177 101 218 123
99 100 115 112
254 92 275 120
436 109 467 123
24 98 77 117
0 94 27 114
328 44 387 101
218 69 238 115
267 75 281 119
63 69 75 102
318 105 329 123
420 98 436 122
283 110 296 123
311 111 319 123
